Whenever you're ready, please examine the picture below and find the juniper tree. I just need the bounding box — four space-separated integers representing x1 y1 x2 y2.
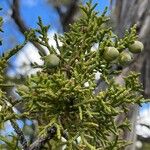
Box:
0 1 148 150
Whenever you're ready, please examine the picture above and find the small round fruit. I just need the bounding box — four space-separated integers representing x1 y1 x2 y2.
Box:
128 41 144 53
119 51 132 65
44 54 60 68
103 47 119 61
18 85 29 92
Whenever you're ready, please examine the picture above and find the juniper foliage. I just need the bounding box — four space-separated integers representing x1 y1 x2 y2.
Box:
0 1 148 150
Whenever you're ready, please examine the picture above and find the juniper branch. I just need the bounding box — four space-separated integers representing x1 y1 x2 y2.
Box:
3 40 27 60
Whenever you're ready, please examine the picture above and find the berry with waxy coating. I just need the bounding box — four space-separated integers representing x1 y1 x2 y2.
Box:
18 85 29 92
119 51 132 65
44 54 60 68
103 47 119 61
128 40 144 53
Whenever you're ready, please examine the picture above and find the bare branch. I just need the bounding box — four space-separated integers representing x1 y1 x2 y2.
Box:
10 120 28 150
62 0 79 31
54 5 64 19
54 0 79 32
28 126 56 150
137 134 150 142
11 0 47 56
